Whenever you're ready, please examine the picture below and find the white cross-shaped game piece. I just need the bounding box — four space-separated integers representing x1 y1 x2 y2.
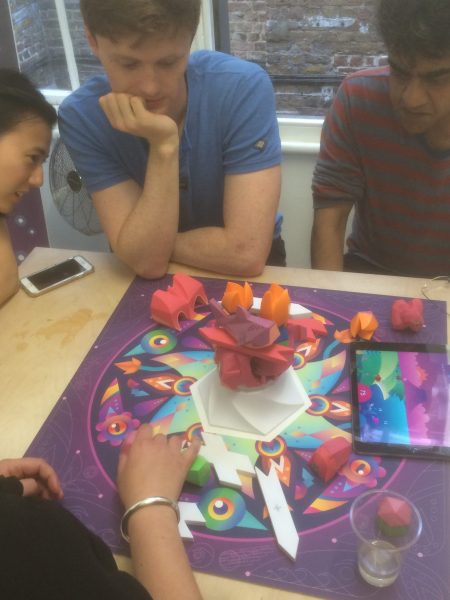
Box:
178 502 206 540
199 432 255 488
255 465 300 560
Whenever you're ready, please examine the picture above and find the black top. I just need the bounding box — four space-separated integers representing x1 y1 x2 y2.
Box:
0 476 151 600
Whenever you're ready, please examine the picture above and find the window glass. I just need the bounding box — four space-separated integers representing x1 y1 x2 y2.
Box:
8 0 387 116
7 0 103 90
225 0 387 115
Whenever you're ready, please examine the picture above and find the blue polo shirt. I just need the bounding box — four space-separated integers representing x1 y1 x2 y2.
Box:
59 50 282 235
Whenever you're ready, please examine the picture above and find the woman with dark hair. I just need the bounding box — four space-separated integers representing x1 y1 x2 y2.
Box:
0 68 56 305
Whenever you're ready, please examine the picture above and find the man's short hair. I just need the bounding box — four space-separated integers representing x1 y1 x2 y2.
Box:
377 0 450 61
80 0 201 40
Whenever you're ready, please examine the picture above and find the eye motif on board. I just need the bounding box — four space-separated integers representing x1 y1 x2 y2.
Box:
95 412 140 446
199 487 265 532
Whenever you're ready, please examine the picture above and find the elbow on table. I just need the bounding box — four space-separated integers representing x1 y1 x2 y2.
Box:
115 247 170 280
133 261 170 280
244 259 265 277
230 252 266 278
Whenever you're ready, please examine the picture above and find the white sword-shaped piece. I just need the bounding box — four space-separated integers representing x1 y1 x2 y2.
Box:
178 502 206 540
200 432 255 488
255 465 300 561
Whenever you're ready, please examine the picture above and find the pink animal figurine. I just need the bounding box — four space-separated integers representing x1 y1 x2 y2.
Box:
391 298 424 332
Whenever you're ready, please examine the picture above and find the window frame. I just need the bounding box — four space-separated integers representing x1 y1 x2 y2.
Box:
1 0 19 69
4 0 323 145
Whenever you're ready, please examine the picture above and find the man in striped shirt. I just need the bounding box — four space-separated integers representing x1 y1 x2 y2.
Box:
311 0 450 277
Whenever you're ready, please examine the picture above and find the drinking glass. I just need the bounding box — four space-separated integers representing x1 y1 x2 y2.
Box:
349 489 422 587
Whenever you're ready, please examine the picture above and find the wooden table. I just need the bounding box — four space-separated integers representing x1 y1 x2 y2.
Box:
1 247 448 600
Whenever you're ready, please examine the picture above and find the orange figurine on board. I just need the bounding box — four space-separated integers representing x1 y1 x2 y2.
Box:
221 281 253 313
259 283 290 326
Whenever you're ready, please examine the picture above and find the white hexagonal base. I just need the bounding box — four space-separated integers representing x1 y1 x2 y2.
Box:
191 366 311 442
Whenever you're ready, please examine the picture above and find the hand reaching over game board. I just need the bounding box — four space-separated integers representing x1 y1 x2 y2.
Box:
117 424 200 508
117 425 203 600
0 457 63 500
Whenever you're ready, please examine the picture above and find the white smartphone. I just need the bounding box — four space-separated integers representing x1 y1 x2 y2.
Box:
20 255 94 297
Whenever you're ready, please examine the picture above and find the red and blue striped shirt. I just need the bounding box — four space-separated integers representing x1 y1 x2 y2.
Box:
313 67 450 277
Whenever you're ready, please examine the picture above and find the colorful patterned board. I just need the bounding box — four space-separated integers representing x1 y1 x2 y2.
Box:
26 276 450 600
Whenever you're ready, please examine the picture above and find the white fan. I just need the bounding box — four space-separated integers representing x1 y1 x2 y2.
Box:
49 138 103 235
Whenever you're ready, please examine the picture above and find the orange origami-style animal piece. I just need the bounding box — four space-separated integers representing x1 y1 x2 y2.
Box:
259 283 290 326
334 310 379 344
350 311 379 339
221 281 253 313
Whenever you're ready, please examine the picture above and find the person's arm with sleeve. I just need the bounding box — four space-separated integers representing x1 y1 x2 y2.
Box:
172 164 280 276
117 425 203 600
0 457 63 499
100 73 280 278
0 457 154 599
310 203 353 271
310 77 363 271
172 68 281 276
61 67 280 279
89 94 180 279
0 219 20 306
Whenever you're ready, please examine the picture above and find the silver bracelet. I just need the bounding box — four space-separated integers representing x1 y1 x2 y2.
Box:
120 496 180 542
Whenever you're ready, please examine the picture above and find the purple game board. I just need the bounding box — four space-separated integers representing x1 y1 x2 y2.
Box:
27 276 450 600
8 189 49 263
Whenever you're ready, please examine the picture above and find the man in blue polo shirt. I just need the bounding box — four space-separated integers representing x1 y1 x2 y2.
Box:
59 0 284 279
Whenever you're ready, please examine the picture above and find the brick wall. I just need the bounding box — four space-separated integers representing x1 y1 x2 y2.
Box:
8 0 100 89
228 0 387 114
8 0 53 85
9 0 387 115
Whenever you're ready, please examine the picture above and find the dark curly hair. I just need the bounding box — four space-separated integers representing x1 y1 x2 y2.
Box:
377 0 450 61
0 69 57 136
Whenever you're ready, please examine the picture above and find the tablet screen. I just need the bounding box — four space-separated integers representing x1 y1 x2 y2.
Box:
350 342 450 459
